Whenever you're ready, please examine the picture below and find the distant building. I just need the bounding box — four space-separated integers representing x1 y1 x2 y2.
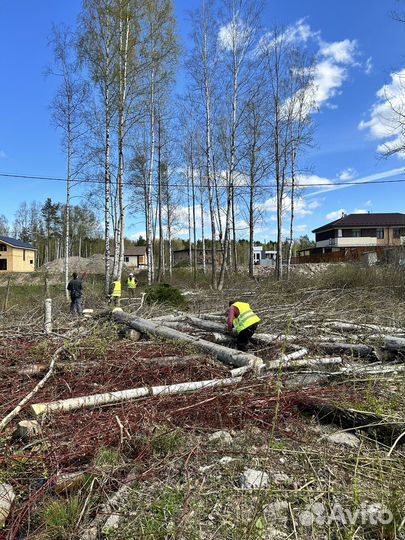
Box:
0 236 36 272
123 246 147 269
173 248 224 266
298 213 405 260
253 246 277 266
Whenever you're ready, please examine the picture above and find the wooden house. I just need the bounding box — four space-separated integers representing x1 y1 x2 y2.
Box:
0 236 36 272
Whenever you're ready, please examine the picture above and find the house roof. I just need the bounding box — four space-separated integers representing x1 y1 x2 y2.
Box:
313 213 405 233
0 235 36 250
124 246 146 256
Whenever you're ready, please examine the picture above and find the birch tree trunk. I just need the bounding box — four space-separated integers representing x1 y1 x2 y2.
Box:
200 181 206 274
64 118 72 300
146 65 156 285
116 5 130 281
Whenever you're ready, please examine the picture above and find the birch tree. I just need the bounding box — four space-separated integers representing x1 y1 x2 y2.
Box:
78 0 118 293
188 0 220 288
217 0 262 290
48 24 87 298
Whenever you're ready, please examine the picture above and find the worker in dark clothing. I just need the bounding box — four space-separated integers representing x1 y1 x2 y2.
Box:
227 301 261 352
67 272 83 317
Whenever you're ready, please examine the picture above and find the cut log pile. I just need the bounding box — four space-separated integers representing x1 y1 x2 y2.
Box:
1 305 404 537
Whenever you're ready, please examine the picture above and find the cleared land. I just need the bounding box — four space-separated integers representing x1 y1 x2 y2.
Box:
0 264 404 540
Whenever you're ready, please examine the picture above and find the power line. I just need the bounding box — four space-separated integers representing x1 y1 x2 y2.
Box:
0 170 404 189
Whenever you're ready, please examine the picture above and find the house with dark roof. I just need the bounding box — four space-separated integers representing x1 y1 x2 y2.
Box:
312 213 405 250
0 236 36 272
111 245 148 269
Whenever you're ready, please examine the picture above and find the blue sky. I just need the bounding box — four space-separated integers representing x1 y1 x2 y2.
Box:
0 0 404 241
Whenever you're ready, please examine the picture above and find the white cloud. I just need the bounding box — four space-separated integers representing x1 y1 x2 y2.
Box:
258 18 319 53
298 174 335 189
261 195 321 217
364 57 373 75
354 208 368 214
338 167 358 180
358 68 405 158
296 224 308 232
218 16 253 51
283 18 319 45
306 167 405 197
326 208 346 221
319 39 357 65
365 200 373 207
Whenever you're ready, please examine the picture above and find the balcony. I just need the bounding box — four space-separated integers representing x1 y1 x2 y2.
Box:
316 237 377 248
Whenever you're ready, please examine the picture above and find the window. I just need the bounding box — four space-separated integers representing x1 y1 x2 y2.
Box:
30 260 33 264
0 244 7 252
376 228 384 239
0 260 7 270
23 249 26 261
394 228 400 239
124 256 129 263
352 229 361 238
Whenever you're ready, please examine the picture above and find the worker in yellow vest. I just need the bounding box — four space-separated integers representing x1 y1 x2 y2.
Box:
109 276 122 306
127 272 138 299
227 300 261 351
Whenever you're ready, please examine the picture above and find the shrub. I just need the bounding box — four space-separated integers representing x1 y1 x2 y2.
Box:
145 283 186 307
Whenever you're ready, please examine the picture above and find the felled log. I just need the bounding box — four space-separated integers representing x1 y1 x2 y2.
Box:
383 336 405 352
211 333 234 345
185 315 225 333
230 365 252 377
298 401 405 445
253 333 298 344
136 354 206 365
280 348 308 362
112 312 264 370
316 342 375 358
287 356 342 368
31 376 242 416
325 364 404 381
324 320 405 335
197 313 226 322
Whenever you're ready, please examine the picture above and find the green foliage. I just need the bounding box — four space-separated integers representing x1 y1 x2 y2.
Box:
145 283 186 307
151 428 185 456
40 496 81 539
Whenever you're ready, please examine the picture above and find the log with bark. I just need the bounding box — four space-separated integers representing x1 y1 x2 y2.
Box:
383 336 405 352
112 312 264 371
266 356 342 371
31 377 243 416
316 342 375 358
324 320 405 335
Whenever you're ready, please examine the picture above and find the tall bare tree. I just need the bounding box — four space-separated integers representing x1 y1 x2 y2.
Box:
48 24 87 298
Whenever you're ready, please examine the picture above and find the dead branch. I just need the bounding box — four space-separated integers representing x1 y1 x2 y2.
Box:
0 346 64 431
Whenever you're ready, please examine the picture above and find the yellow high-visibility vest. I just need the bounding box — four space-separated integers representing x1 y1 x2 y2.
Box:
127 277 137 289
112 280 122 297
232 302 260 334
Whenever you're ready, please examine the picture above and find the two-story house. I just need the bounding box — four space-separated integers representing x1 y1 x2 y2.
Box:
299 213 405 260
0 236 36 272
313 213 405 250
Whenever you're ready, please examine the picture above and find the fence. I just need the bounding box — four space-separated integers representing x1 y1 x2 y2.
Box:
293 247 391 265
